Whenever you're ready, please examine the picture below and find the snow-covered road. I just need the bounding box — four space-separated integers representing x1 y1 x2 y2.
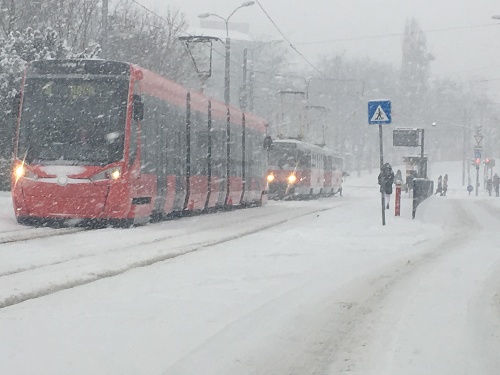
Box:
0 162 499 375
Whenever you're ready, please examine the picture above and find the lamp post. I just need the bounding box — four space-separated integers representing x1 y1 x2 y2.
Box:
198 1 255 106
432 118 482 194
199 2 254 206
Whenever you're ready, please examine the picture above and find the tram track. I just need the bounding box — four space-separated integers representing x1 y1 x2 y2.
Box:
0 226 89 245
0 200 349 310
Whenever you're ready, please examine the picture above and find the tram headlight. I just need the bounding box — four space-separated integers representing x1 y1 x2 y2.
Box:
267 174 275 182
13 164 37 182
91 167 121 182
109 169 121 180
14 164 25 180
287 174 297 184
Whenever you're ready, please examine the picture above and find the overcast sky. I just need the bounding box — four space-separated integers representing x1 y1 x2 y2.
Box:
137 0 500 100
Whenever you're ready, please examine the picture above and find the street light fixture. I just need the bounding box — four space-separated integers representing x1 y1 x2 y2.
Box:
198 1 255 106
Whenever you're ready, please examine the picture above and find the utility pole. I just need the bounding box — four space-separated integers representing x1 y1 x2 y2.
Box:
101 0 108 55
475 125 483 197
462 109 467 186
241 48 248 111
420 128 426 178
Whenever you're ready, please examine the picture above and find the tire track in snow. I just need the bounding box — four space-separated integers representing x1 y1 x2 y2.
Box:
0 202 349 310
0 226 89 245
158 200 478 375
318 199 496 374
0 200 346 278
252 199 480 375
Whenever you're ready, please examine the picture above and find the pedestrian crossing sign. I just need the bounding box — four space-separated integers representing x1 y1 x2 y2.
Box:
368 100 392 125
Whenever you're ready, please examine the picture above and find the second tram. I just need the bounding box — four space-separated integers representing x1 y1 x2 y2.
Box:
266 139 343 200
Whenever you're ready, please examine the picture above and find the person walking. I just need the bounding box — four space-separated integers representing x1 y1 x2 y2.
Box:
493 173 500 197
395 169 403 183
435 175 443 196
378 163 395 209
442 174 448 197
487 178 493 196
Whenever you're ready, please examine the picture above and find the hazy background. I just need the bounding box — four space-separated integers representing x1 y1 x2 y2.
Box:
140 0 500 100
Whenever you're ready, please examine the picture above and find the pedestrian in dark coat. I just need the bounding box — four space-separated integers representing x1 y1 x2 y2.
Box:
494 173 500 197
442 174 448 196
487 178 493 196
378 163 395 209
435 175 443 195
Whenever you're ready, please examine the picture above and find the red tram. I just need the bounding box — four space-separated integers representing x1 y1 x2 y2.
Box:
12 59 268 226
266 139 343 199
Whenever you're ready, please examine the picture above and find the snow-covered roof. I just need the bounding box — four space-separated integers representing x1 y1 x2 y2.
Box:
273 139 339 156
183 28 254 42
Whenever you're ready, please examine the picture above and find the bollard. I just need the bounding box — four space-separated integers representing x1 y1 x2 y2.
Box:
395 182 401 216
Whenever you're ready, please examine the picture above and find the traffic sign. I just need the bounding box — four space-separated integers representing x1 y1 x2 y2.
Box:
474 134 483 145
475 149 481 159
368 100 392 125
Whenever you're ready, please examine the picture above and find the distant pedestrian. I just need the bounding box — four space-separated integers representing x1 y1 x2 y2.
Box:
442 174 448 196
378 163 395 209
487 178 493 196
435 175 443 195
494 173 500 197
395 169 403 183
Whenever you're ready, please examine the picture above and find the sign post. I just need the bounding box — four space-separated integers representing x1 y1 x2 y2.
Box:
395 182 401 216
368 100 392 226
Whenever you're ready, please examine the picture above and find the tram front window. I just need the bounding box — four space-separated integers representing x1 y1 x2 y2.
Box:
269 148 298 169
18 77 129 166
269 147 310 170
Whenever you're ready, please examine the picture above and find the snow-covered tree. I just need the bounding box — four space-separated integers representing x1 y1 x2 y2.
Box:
0 27 75 190
399 18 435 128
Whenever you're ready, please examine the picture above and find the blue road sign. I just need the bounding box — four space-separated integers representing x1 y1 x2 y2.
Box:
368 100 392 125
475 150 481 159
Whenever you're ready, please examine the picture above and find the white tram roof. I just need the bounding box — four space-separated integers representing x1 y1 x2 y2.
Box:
272 139 341 158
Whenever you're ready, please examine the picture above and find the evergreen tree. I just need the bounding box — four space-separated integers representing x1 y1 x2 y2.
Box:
399 18 435 128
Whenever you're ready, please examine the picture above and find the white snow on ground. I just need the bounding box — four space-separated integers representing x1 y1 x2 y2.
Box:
0 161 499 375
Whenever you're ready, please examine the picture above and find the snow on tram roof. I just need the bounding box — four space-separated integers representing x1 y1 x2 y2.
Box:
272 139 341 157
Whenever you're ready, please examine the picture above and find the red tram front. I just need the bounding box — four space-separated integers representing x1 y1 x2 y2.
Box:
12 59 268 226
266 139 343 200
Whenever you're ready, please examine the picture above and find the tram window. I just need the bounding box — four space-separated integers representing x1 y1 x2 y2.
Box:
299 152 311 168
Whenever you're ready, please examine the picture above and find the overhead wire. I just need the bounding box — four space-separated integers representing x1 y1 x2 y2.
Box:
254 0 324 77
296 22 500 46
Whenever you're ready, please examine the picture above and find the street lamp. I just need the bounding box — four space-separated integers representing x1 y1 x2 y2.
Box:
199 1 255 106
432 119 482 193
198 2 254 206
